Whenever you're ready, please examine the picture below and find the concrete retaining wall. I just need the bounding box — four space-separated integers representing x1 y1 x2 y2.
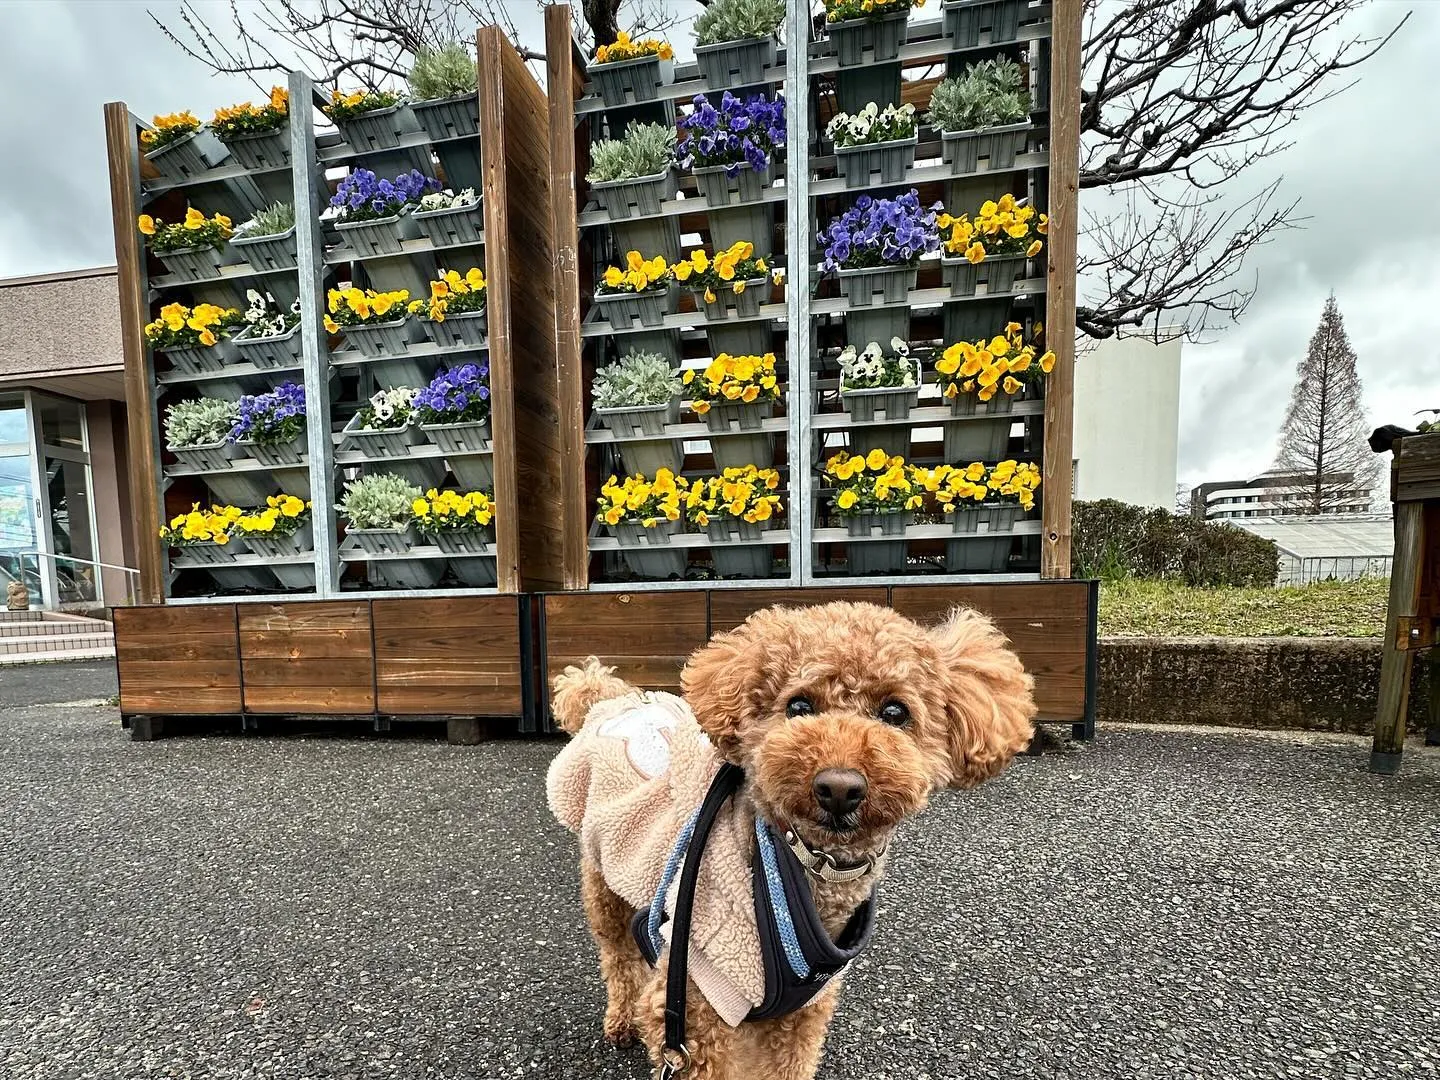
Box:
1098 637 1434 736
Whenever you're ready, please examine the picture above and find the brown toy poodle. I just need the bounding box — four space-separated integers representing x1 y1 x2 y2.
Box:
548 601 1036 1079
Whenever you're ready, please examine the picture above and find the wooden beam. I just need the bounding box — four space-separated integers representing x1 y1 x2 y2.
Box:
103 102 165 605
1041 0 1082 579
1370 502 1426 773
547 3 590 591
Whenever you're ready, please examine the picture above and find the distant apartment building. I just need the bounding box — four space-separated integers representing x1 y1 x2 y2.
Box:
1189 469 1376 520
1071 332 1182 510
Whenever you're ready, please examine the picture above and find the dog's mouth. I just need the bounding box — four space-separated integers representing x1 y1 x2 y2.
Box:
815 809 861 834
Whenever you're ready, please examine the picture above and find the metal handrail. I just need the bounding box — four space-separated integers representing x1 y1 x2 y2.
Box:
16 550 141 607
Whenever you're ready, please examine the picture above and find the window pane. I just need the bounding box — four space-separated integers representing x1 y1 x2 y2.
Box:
46 457 96 603
1 452 36 553
37 396 85 451
0 399 25 445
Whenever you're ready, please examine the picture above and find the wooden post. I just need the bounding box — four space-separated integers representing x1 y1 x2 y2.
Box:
103 103 165 605
547 4 591 591
1041 0 1082 580
1370 501 1425 773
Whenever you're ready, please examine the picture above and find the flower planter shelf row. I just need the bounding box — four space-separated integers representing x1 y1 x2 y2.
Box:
149 256 297 291
811 519 1042 544
808 400 1043 430
589 528 789 551
322 229 485 267
806 149 1048 198
578 300 787 338
314 123 478 165
809 281 1046 318
584 413 789 444
142 157 290 197
806 14 1053 77
572 54 788 118
576 175 787 229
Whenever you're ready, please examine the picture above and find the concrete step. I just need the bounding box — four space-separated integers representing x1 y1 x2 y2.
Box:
0 632 115 657
0 610 47 622
0 615 112 638
0 646 116 666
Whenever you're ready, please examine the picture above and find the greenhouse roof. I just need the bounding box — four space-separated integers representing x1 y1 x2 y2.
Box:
1230 515 1394 559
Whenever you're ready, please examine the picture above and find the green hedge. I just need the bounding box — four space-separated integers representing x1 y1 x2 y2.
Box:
1073 499 1279 587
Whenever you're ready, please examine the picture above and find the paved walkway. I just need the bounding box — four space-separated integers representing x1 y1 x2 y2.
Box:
2 706 1438 1079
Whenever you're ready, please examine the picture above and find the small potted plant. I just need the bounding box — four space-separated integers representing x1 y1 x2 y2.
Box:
684 350 781 469
825 448 925 575
692 0 785 89
677 91 786 208
341 386 422 456
938 194 1045 298
587 122 677 221
589 31 676 108
231 202 297 272
230 382 308 466
826 102 918 189
823 0 922 67
818 191 939 324
328 167 440 256
409 268 487 348
210 86 290 171
928 58 1031 175
839 337 921 422
672 241 778 321
685 465 783 578
412 186 483 247
596 469 689 580
324 87 408 151
414 363 493 490
594 251 676 330
138 207 236 282
233 290 303 370
943 0 1026 50
163 397 240 471
934 459 1039 572
936 323 1054 460
140 110 219 183
408 41 479 140
338 472 443 588
415 488 498 586
143 301 245 374
592 351 683 478
324 286 423 367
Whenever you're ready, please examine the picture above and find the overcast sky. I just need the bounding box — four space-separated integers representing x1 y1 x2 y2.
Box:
0 0 1434 488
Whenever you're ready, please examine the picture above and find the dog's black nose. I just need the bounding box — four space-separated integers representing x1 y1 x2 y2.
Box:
813 768 867 818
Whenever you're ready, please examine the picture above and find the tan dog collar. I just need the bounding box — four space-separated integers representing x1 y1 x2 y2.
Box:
783 827 884 883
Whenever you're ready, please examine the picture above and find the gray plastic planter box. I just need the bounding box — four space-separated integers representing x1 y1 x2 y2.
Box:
620 439 684 480
342 316 426 358
610 519 687 580
156 243 238 283
448 553 499 588
411 94 478 141
695 278 767 322
706 204 775 255
590 54 675 107
949 390 1017 418
705 401 774 470
419 418 491 456
335 207 421 257
232 225 297 271
180 537 250 566
233 321 302 370
341 413 421 457
220 126 290 171
706 518 766 545
348 524 417 555
373 556 447 589
834 133 918 189
950 504 1022 535
828 10 910 66
596 399 678 438
336 104 410 152
944 0 1025 49
593 285 677 331
837 264 917 308
942 122 1031 174
611 216 682 265
946 533 1014 572
843 511 912 575
693 161 775 208
234 430 306 468
244 521 314 559
422 309 488 349
706 322 773 360
448 456 494 491
942 252 1029 298
412 201 485 246
168 438 237 472
694 36 777 90
842 361 922 422
160 337 237 376
432 529 493 555
592 170 675 221
203 473 273 507
846 511 913 539
707 518 774 579
144 129 224 184
944 415 1013 462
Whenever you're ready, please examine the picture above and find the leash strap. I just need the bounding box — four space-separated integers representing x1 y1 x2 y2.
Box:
659 762 744 1078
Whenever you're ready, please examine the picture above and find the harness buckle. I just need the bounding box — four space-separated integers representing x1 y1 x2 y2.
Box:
657 1043 691 1078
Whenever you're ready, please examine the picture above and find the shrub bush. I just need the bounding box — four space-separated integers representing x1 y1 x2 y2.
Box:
1073 499 1279 588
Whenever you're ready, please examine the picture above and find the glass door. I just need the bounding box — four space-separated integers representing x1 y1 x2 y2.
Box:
33 394 99 607
0 394 43 605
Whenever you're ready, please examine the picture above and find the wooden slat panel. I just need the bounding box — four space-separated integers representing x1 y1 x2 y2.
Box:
1397 432 1440 504
892 583 1089 719
238 601 374 714
709 587 889 633
373 596 523 714
1041 0 1082 578
544 591 708 692
115 604 240 715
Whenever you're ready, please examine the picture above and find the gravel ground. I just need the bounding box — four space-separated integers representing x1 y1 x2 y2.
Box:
3 709 1439 1079
0 660 117 708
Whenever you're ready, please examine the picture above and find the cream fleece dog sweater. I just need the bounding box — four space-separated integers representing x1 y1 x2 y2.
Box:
546 690 764 1026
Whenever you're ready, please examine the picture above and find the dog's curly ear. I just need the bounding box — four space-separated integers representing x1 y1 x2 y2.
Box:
930 607 1036 788
681 611 781 762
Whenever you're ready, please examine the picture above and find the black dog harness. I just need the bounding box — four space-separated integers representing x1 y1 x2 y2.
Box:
630 764 878 1076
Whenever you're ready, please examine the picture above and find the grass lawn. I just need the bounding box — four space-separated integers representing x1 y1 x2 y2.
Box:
1098 577 1389 638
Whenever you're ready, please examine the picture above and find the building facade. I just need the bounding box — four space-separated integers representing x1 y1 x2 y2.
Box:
1071 332 1182 510
1190 469 1376 521
0 266 137 609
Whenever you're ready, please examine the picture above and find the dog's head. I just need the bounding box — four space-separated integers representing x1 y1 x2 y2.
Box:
681 602 1035 847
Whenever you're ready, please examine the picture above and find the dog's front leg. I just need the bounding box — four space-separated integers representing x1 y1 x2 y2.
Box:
736 982 841 1080
636 961 738 1079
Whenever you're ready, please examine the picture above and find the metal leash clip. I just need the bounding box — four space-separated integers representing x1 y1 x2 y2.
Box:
657 1043 691 1079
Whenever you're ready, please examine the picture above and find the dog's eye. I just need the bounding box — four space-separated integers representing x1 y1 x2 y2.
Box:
785 696 815 718
878 701 910 726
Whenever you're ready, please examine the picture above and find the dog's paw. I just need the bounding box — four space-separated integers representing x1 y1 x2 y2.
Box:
603 1013 639 1048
